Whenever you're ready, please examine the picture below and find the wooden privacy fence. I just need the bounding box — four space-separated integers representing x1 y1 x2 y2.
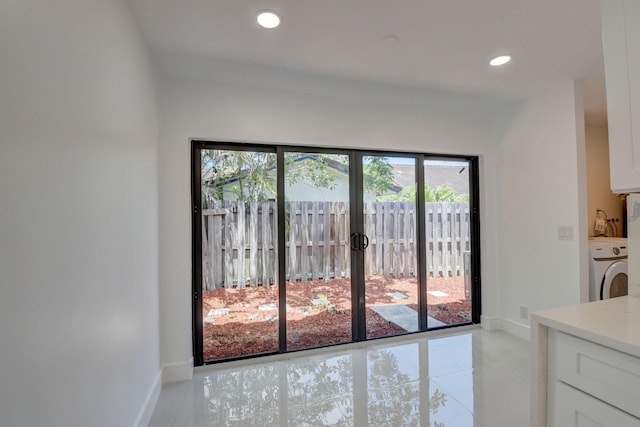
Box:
201 201 470 290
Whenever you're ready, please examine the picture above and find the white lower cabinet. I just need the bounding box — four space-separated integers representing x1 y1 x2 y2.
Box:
548 330 640 426
553 382 640 427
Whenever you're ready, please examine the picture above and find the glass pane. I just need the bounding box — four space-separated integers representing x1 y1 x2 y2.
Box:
363 156 418 338
200 149 279 360
285 152 352 351
424 158 472 327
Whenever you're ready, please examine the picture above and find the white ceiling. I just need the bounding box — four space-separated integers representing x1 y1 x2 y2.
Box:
128 0 608 126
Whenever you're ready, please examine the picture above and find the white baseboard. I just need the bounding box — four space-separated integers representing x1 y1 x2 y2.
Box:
163 357 194 383
480 315 501 330
501 317 531 341
133 369 162 427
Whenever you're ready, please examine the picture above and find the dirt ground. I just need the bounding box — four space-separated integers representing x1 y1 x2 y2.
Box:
202 275 471 360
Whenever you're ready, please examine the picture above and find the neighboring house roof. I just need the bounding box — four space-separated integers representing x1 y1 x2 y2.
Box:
392 164 469 195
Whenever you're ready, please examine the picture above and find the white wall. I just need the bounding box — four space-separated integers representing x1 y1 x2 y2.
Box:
585 126 624 237
496 82 588 338
0 1 160 425
157 71 504 374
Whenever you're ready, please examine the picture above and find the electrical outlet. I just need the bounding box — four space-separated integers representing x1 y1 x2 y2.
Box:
558 226 574 241
520 306 529 319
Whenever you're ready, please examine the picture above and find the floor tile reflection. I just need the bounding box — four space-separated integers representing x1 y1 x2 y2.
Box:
149 329 530 427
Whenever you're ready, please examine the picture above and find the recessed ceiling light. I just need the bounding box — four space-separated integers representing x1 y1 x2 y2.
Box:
490 55 511 66
257 10 281 29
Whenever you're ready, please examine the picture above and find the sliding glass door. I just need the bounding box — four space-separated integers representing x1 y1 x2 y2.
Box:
196 146 279 361
192 142 480 364
423 158 473 328
284 151 353 351
361 155 420 339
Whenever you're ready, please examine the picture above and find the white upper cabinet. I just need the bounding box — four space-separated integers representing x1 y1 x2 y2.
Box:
601 0 640 193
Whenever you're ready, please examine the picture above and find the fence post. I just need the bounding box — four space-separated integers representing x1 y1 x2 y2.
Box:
224 201 234 288
300 202 310 281
425 203 433 278
260 202 271 286
311 201 320 280
288 202 298 281
403 202 414 278
375 202 383 276
323 202 331 280
249 202 259 286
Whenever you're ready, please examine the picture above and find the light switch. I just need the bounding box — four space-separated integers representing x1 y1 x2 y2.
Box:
557 226 574 241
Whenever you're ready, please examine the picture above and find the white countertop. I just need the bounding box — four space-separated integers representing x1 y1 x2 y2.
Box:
532 296 640 358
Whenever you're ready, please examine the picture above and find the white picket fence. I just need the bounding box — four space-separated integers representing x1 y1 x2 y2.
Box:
201 201 470 290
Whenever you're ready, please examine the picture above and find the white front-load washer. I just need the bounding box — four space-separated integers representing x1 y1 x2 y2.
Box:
588 237 628 301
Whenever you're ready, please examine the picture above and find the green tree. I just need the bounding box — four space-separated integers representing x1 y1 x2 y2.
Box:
377 184 468 202
425 185 469 202
284 153 343 191
202 151 346 203
201 150 278 203
363 156 396 195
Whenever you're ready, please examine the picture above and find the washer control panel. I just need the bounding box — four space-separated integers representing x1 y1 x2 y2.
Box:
590 244 628 260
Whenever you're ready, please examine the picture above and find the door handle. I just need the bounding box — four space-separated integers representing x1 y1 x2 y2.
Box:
350 233 360 251
361 234 369 250
350 233 369 251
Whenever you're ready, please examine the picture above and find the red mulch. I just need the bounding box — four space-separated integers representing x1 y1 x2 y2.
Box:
202 275 471 360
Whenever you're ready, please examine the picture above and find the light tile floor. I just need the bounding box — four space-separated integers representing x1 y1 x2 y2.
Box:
149 328 530 426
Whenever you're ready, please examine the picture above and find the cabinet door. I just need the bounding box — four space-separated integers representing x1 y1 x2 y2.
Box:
553 382 640 427
601 0 640 193
554 331 640 418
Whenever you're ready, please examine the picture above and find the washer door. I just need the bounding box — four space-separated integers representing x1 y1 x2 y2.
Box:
601 261 628 299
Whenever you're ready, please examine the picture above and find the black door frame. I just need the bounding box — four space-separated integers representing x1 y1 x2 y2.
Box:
191 140 481 365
